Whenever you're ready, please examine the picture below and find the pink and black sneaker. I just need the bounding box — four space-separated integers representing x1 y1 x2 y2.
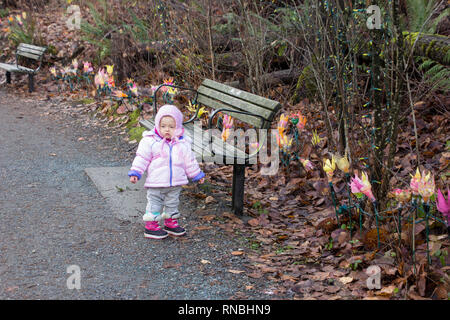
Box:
144 221 168 239
164 218 186 236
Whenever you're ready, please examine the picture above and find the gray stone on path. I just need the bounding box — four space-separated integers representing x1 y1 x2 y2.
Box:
84 166 146 222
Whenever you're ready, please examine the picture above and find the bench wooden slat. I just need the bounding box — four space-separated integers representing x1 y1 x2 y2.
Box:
197 85 274 122
17 43 46 53
197 94 265 128
0 63 19 72
0 62 34 73
16 50 42 61
17 47 45 57
201 79 280 112
17 44 46 54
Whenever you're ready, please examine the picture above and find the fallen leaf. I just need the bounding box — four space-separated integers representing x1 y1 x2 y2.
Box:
338 276 354 285
435 285 448 300
193 226 213 231
201 215 216 222
376 285 397 297
200 259 211 264
247 272 263 278
228 269 245 274
205 196 215 204
247 218 259 227
231 251 245 256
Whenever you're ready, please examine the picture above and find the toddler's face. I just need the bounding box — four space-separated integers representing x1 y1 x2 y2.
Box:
159 116 176 139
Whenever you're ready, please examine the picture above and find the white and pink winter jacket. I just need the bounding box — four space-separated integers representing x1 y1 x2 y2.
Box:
128 105 204 188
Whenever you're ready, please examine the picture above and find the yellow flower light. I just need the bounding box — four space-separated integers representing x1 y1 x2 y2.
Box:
105 65 114 75
323 156 336 180
311 130 321 146
336 154 350 173
410 167 421 195
277 114 289 135
418 170 435 202
197 106 208 118
113 90 128 98
186 101 198 113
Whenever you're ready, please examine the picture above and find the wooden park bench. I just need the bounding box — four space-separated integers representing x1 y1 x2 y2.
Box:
139 79 281 215
0 43 46 92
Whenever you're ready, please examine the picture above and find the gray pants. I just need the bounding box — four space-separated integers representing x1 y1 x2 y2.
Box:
144 186 182 221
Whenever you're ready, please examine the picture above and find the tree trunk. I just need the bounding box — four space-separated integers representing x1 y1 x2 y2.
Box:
404 32 450 66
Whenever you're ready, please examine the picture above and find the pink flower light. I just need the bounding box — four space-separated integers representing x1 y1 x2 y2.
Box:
350 172 375 202
436 188 450 224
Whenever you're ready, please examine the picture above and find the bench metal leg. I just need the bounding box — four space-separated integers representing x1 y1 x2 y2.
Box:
28 74 34 92
231 164 245 216
6 71 11 84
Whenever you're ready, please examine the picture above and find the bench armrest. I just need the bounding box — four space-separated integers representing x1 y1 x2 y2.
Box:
15 48 46 74
148 83 198 124
207 108 269 159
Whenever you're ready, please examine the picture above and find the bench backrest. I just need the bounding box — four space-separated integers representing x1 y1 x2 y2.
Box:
196 79 281 129
16 43 46 61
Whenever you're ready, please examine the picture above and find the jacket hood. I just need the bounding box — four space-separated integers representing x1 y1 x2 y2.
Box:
154 104 185 138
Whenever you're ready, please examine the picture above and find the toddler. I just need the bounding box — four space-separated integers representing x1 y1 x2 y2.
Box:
128 104 205 239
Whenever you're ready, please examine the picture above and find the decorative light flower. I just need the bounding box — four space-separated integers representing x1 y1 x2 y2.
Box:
323 156 336 180
350 173 364 198
390 188 411 203
360 171 376 202
130 83 138 96
436 189 450 224
410 168 421 196
83 61 93 74
94 69 106 88
16 15 22 26
63 66 75 75
113 90 128 98
418 170 435 202
278 114 289 135
107 76 115 88
186 101 198 113
222 128 231 142
105 65 114 75
221 114 234 141
311 130 321 146
50 66 57 77
72 59 78 70
300 158 314 172
291 112 307 131
276 131 293 150
350 171 375 202
197 106 208 118
163 78 177 95
335 154 350 173
223 114 233 129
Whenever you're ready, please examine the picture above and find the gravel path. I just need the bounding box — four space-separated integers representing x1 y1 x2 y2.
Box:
0 89 282 300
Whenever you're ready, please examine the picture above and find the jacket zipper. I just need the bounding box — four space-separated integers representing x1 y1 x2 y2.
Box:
169 144 173 187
